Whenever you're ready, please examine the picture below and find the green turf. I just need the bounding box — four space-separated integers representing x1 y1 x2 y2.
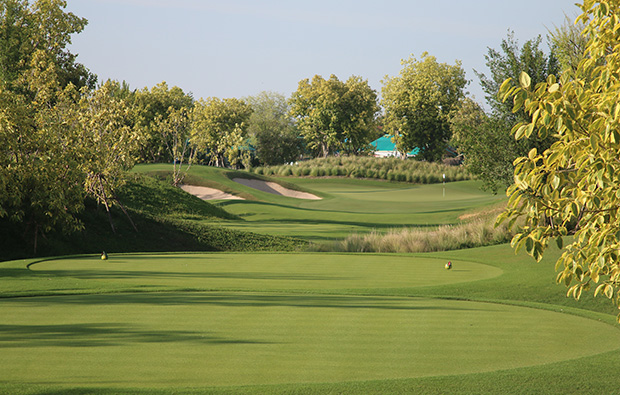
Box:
3 170 620 394
1 292 617 389
136 164 504 241
30 253 502 292
2 248 620 393
218 179 503 241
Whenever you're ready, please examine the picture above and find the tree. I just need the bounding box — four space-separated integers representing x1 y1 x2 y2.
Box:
245 91 302 166
461 33 560 190
548 13 589 75
0 74 85 253
190 97 253 168
132 81 194 163
0 0 96 252
0 0 96 91
475 31 560 123
450 99 515 192
381 53 467 161
77 81 141 232
155 105 193 186
289 74 380 157
496 0 620 320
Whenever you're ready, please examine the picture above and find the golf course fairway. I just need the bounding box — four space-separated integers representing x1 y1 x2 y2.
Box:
0 253 617 390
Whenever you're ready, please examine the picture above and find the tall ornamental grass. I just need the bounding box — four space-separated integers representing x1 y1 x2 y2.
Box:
313 203 518 253
253 156 471 184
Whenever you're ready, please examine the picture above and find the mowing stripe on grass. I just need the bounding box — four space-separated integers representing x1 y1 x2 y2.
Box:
1 292 619 388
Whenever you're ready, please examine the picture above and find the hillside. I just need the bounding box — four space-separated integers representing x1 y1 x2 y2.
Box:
0 174 306 261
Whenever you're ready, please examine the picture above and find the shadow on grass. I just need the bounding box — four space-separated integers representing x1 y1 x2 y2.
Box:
219 199 466 217
0 323 273 348
6 292 495 313
30 269 352 282
0 268 35 278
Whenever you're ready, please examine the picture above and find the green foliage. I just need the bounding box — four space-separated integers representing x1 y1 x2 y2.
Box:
461 32 561 192
191 97 253 168
548 13 589 74
381 53 467 161
450 99 517 192
0 1 102 251
245 91 303 166
496 1 620 319
255 156 471 184
475 31 560 124
0 0 96 90
77 81 141 220
0 174 305 261
289 74 380 157
154 105 193 186
132 81 194 163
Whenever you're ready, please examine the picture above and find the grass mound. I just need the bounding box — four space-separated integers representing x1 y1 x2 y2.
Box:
0 174 306 261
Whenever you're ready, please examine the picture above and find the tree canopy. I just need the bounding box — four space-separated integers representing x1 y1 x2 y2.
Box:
381 53 467 161
497 0 620 319
289 74 380 157
0 1 138 251
245 91 302 166
455 33 561 191
132 81 194 163
190 97 253 168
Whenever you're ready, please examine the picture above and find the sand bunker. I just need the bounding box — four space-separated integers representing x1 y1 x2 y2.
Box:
180 185 244 200
233 178 321 200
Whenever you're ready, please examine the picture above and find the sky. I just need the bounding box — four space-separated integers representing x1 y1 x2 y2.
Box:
65 0 580 106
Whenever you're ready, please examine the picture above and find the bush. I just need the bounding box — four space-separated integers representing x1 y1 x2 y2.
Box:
256 157 471 184
317 203 517 254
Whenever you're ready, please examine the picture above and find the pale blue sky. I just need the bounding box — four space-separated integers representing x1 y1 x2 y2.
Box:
66 0 580 105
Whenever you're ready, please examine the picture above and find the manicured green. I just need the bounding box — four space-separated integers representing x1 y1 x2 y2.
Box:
1 245 620 393
138 164 502 242
29 253 502 292
3 171 620 394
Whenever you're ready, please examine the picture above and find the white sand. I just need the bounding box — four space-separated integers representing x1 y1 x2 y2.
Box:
232 178 321 200
180 185 244 200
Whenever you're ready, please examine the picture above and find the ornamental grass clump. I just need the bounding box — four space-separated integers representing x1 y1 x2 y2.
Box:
325 203 516 253
252 156 471 184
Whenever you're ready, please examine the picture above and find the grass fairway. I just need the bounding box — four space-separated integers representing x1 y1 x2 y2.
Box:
2 249 620 393
133 164 504 241
3 170 620 393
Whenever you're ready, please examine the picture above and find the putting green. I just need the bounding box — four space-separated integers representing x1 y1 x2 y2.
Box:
31 253 502 291
1 292 619 388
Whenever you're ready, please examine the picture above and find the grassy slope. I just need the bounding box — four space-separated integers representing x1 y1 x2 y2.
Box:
0 173 305 261
3 167 619 393
140 164 504 242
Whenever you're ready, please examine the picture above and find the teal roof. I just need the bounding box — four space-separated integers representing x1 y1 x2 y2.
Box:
371 135 419 155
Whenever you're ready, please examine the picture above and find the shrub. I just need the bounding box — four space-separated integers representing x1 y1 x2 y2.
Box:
256 156 471 184
325 203 517 254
